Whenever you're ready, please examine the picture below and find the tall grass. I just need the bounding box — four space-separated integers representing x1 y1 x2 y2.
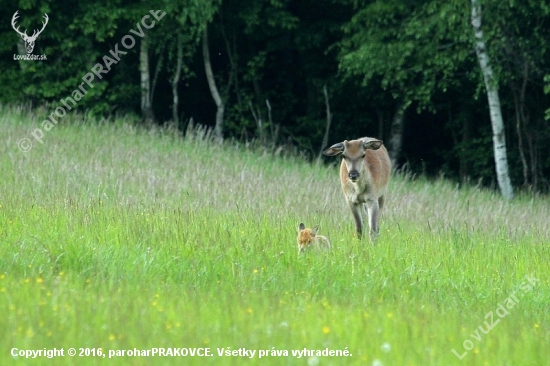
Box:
1 104 549 365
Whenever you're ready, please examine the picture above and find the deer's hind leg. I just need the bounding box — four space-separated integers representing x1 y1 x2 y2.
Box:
378 195 385 210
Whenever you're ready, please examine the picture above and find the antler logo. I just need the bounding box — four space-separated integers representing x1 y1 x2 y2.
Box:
11 11 49 54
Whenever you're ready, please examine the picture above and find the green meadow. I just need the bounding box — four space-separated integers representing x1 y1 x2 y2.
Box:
1 105 549 365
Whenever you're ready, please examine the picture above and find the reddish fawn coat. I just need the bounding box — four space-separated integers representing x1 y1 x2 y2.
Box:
297 223 331 254
323 137 391 242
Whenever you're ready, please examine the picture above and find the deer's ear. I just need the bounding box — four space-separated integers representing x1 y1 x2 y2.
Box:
311 225 319 235
323 142 344 156
298 223 305 232
363 139 383 150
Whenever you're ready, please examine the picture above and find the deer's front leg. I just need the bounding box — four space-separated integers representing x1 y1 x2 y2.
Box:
348 201 364 239
366 198 380 244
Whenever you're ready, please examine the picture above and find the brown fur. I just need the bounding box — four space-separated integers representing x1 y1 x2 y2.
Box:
297 223 331 254
323 137 391 242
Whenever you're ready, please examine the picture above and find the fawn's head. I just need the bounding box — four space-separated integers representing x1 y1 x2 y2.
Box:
323 138 383 182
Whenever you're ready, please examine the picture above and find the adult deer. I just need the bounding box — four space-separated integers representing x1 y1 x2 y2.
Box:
323 137 391 243
12 11 49 54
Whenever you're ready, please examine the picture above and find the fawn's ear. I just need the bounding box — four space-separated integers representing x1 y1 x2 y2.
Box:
298 223 305 232
311 225 319 235
323 142 344 156
363 139 383 150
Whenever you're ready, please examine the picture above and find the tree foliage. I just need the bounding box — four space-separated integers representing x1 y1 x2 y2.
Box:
1 0 550 193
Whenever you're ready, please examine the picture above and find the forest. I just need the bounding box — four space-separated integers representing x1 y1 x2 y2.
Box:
2 0 550 196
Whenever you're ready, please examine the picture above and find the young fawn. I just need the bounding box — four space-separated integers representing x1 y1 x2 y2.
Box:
323 137 391 243
297 223 331 254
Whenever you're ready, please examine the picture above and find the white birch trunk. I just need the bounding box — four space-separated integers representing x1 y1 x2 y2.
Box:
202 26 224 140
172 37 183 124
140 35 155 122
318 84 332 161
471 0 514 200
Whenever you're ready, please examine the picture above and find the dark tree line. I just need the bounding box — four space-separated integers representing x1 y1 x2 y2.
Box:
1 0 550 195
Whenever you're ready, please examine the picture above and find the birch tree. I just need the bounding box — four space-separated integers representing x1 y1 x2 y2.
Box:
139 35 155 123
171 36 183 124
202 25 225 140
471 0 514 200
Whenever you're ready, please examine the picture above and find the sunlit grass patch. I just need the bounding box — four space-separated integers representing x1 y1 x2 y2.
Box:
1 105 549 365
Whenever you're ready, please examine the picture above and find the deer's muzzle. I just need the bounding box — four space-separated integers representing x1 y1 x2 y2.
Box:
348 171 360 181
